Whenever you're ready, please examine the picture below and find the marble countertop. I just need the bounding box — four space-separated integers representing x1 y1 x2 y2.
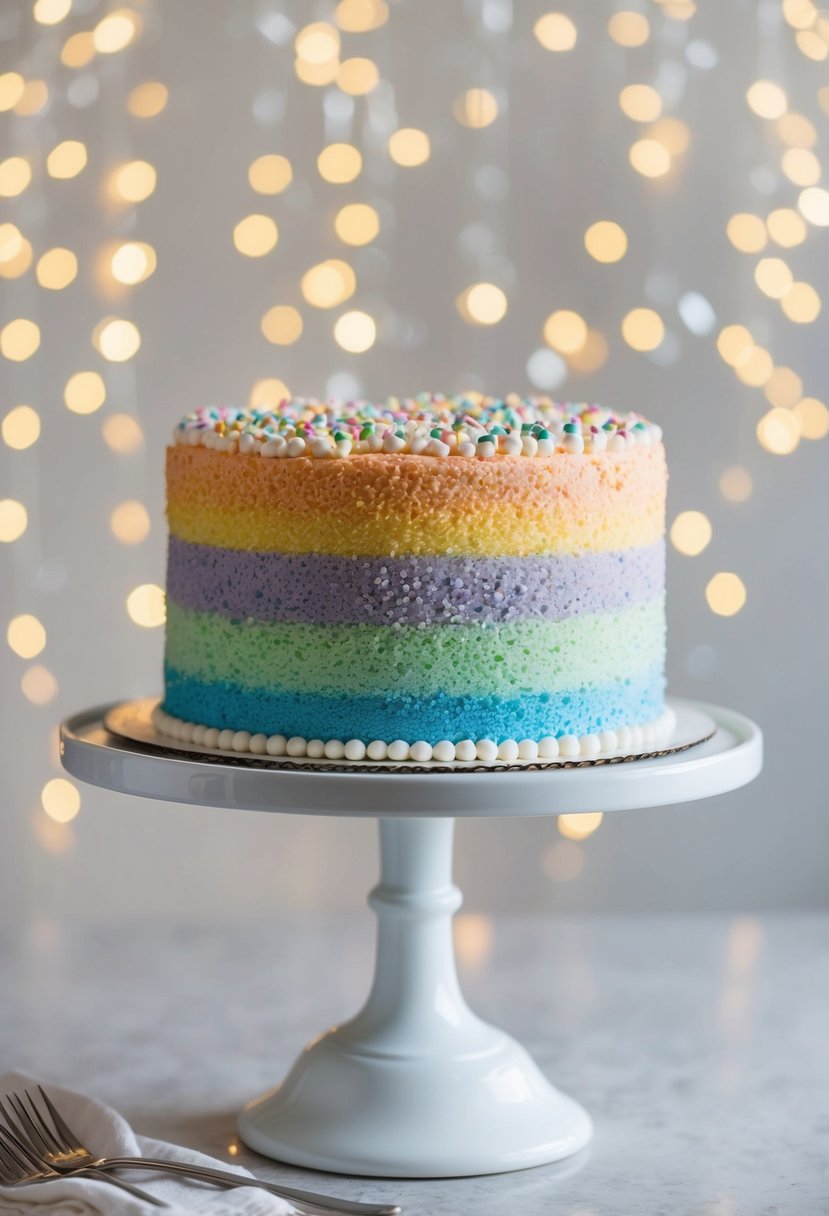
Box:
1 912 826 1215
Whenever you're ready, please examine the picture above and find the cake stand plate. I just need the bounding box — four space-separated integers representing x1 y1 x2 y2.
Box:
60 698 761 1178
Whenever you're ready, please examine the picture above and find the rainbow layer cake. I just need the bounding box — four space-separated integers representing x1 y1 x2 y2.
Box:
157 394 671 763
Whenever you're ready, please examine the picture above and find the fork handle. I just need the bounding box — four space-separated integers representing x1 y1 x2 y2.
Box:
89 1157 400 1215
77 1166 168 1208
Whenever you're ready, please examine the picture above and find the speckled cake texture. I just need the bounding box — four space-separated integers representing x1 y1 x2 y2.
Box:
162 395 668 755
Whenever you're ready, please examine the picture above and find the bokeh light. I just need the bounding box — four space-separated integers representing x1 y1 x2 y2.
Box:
764 366 803 409
619 84 662 122
776 112 816 147
93 318 141 362
261 305 304 345
746 80 788 119
15 80 48 116
60 31 95 68
754 257 792 299
781 148 821 186
629 139 671 178
717 324 754 367
41 778 80 823
798 186 829 226
794 398 829 440
111 241 156 285
621 308 664 351
295 21 340 64
36 247 78 290
706 573 747 617
670 511 712 556
558 812 604 840
781 281 821 323
734 345 773 387
0 499 28 543
21 665 58 706
317 143 362 183
249 378 290 410
766 208 806 247
335 203 380 246
126 583 165 628
109 500 150 544
93 8 142 54
0 73 25 111
335 0 388 31
1 319 41 361
458 282 508 326
0 157 32 198
543 309 587 354
248 154 293 195
65 371 106 414
2 406 40 450
337 58 380 95
102 414 143 453
127 81 168 118
608 11 650 46
726 213 767 253
46 140 88 180
454 88 499 129
719 466 753 503
757 408 800 454
301 259 356 308
388 128 430 167
567 328 609 373
233 214 278 257
584 220 628 263
109 160 157 203
534 12 578 51
7 613 46 659
334 310 377 353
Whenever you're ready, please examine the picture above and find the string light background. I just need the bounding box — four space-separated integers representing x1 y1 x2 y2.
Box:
1 0 827 924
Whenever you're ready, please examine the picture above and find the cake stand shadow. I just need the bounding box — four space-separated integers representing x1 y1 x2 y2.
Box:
60 696 761 1179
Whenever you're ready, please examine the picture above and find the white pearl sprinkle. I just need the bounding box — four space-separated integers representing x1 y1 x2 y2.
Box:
517 738 539 761
286 437 306 458
218 729 235 751
432 740 456 762
387 740 409 762
579 734 601 757
192 724 207 745
286 736 307 756
306 739 326 758
261 437 286 458
324 739 346 759
409 740 433 762
366 740 388 761
476 739 499 762
558 734 580 758
266 734 287 756
239 433 256 454
458 441 476 458
345 739 367 761
232 730 252 752
615 726 632 750
249 733 268 755
203 727 220 749
538 736 560 759
455 739 477 761
599 730 618 753
497 739 519 762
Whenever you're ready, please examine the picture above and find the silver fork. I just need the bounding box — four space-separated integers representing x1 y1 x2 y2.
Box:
0 1115 167 1206
10 1086 400 1216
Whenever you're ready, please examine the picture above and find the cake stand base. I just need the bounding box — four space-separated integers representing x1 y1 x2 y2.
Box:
238 817 592 1177
60 697 761 1180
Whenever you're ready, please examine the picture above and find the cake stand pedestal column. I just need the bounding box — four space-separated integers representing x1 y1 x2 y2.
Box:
238 815 592 1177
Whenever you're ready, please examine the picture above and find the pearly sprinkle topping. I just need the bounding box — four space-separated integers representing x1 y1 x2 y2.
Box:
172 395 662 460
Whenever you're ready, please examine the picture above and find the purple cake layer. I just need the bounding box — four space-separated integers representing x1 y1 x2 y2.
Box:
166 537 665 626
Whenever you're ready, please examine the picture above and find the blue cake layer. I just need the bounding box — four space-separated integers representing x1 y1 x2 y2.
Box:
163 665 665 744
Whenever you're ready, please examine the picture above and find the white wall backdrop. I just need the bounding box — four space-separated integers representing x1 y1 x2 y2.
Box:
1 0 827 921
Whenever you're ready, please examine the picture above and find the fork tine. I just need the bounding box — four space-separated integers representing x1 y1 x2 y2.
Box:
21 1090 62 1154
8 1093 50 1157
0 1123 39 1175
36 1086 77 1152
0 1130 25 1179
0 1097 42 1165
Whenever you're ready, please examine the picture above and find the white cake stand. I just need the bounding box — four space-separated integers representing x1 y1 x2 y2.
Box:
60 696 761 1179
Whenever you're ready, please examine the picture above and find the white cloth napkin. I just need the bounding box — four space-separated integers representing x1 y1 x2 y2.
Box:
0 1074 292 1216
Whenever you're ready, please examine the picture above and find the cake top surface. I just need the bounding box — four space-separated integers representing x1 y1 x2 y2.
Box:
173 395 661 459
